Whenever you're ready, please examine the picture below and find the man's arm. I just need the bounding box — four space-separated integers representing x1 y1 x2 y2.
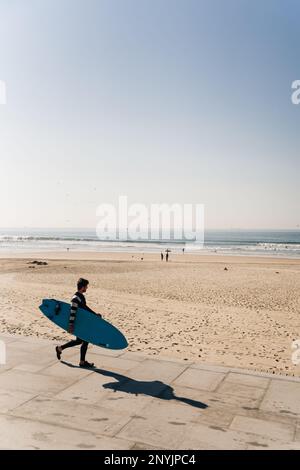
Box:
85 304 102 318
84 305 96 314
69 295 80 333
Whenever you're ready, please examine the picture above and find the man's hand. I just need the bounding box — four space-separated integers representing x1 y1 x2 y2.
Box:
94 313 102 319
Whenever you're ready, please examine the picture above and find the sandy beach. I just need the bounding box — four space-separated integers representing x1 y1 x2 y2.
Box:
1 251 300 377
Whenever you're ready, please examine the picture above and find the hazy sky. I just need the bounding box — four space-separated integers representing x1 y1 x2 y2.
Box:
0 0 299 229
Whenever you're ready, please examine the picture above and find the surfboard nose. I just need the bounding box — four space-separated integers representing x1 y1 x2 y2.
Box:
110 336 128 350
119 336 129 349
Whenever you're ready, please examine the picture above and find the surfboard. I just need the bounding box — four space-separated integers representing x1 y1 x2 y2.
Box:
39 299 128 350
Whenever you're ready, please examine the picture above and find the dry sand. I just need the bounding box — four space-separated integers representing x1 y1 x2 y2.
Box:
0 251 300 377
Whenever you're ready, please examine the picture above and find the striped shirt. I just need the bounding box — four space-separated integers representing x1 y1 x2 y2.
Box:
69 292 95 326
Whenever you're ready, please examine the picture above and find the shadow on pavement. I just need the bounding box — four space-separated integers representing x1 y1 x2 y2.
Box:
61 360 208 410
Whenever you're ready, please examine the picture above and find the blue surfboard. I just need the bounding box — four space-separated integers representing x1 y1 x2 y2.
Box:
39 299 128 350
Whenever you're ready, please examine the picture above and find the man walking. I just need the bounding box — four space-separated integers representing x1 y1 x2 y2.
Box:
55 278 100 368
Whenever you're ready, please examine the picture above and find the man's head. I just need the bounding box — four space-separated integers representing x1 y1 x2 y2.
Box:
77 278 89 293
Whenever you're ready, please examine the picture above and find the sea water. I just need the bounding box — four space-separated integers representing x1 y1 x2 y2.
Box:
0 229 299 258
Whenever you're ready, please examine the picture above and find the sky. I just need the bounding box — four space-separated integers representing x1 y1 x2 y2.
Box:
0 0 299 229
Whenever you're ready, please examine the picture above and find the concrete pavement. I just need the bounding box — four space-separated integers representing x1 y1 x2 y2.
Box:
0 333 299 450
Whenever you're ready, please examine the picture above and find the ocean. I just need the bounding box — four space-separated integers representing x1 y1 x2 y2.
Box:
0 229 300 258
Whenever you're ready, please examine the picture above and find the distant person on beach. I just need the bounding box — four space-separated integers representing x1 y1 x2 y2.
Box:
161 252 164 261
182 248 185 254
166 252 169 262
55 278 101 368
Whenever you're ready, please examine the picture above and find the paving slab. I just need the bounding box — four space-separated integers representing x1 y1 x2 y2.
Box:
5 340 53 354
4 349 55 370
0 369 74 396
53 372 113 404
117 417 189 449
11 395 132 437
260 380 300 417
229 415 295 441
0 414 133 450
195 407 235 428
140 397 205 424
224 372 270 389
173 368 225 391
178 423 251 450
216 381 266 401
128 359 188 383
178 422 298 450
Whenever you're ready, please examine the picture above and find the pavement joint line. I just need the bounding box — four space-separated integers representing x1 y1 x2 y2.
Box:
224 412 235 430
212 371 229 393
256 379 272 410
111 414 140 439
31 359 64 372
292 424 297 442
168 364 195 385
195 363 300 382
5 393 41 413
132 441 166 450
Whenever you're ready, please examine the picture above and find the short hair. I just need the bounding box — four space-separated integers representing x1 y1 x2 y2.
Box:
77 278 89 290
